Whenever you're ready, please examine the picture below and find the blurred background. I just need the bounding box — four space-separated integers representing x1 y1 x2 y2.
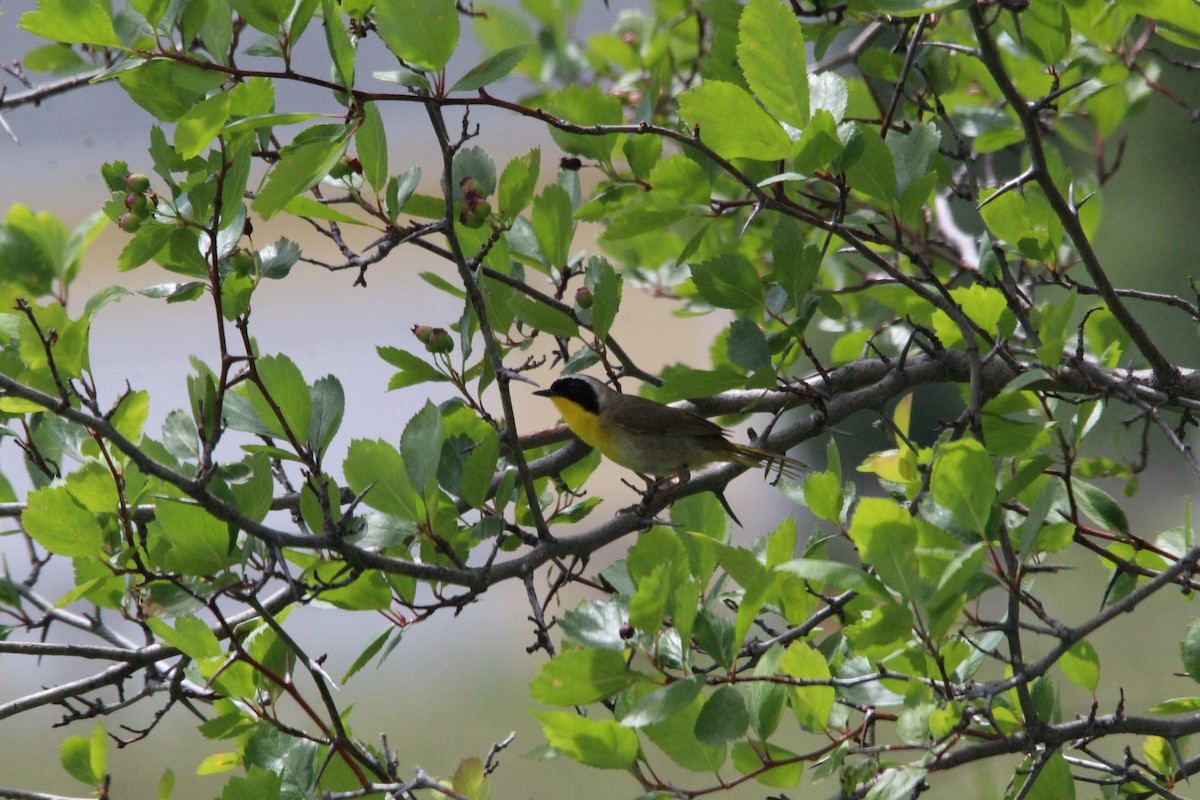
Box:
2 2 1199 797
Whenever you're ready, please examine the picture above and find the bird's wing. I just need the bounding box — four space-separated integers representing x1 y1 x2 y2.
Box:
606 395 727 438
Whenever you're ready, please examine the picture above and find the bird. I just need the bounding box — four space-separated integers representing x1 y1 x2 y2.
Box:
533 374 805 520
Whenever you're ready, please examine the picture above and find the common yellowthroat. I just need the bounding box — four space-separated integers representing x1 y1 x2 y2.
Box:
533 375 806 483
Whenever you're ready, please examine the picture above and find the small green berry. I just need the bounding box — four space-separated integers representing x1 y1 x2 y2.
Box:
426 328 454 354
126 173 151 193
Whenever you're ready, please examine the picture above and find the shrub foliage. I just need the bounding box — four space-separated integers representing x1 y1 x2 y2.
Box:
2 0 1200 797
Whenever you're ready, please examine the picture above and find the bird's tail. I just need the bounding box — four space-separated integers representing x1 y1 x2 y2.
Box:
731 443 808 482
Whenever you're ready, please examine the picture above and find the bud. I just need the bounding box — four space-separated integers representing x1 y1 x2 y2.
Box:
574 286 593 309
459 176 482 199
230 249 255 275
560 157 582 171
426 328 454 354
125 173 151 193
125 193 150 217
119 212 142 232
459 200 491 228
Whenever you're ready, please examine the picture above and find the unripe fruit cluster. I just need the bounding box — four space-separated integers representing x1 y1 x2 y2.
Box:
457 177 492 229
119 173 158 233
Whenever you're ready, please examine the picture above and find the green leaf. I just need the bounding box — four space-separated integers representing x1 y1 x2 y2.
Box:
1060 639 1100 693
151 501 234 576
694 608 737 670
776 559 889 600
147 616 222 660
801 469 843 524
308 374 344 456
450 43 530 92
533 710 640 770
623 135 661 181
773 220 820 306
927 542 987 641
452 145 497 200
20 0 121 46
848 497 926 605
748 646 787 739
386 166 423 221
357 102 388 192
560 598 629 650
1022 749 1076 800
678 81 792 161
117 61 227 122
244 354 312 445
400 401 443 497
639 691 726 772
252 125 352 220
732 740 803 787
342 626 400 683
307 561 392 609
737 0 808 128
656 366 747 402
371 68 432 92
629 563 670 633
1021 0 1072 65
222 113 328 136
378 345 450 389
931 439 995 533
321 0 355 88
690 254 763 309
22 485 104 558
843 124 896 204
647 155 710 204
111 388 150 443
781 642 834 731
229 454 273 524
60 733 100 785
727 318 769 372
344 439 422 520
282 195 366 225
888 120 940 196
531 183 575 268
510 295 579 338
587 256 622 342
1182 618 1200 684
459 424 500 509
175 91 232 159
621 675 705 728
1150 697 1200 714
375 0 459 71
530 649 639 705
671 492 730 540
1075 480 1130 535
229 0 288 33
89 722 107 784
547 84 622 164
242 725 319 799
694 685 749 745
497 148 540 220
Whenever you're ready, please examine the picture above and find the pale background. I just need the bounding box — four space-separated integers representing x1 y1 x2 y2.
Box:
2 3 1200 798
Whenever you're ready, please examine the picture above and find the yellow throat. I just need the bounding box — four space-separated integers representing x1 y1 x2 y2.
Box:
549 395 617 458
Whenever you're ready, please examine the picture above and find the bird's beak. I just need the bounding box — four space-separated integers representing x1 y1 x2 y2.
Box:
532 388 555 398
